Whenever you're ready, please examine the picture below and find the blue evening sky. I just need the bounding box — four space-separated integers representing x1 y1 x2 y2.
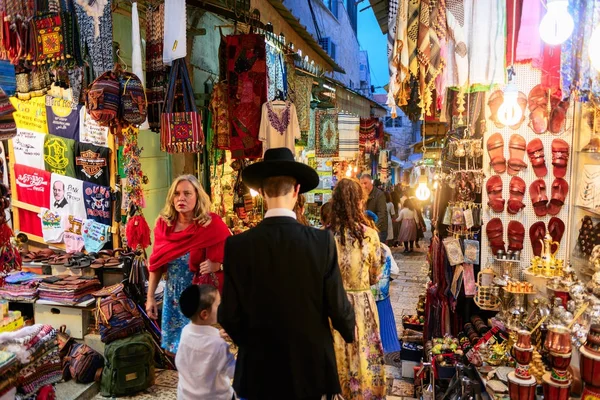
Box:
357 4 387 94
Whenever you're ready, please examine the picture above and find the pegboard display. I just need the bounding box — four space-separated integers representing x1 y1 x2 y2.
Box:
480 64 575 281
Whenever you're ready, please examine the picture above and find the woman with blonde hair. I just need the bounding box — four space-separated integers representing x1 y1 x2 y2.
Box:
328 178 385 399
146 175 231 353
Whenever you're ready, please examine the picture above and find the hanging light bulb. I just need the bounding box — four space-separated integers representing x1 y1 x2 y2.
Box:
497 82 523 126
539 0 574 45
415 175 431 201
345 168 352 177
590 25 600 72
250 189 259 198
433 181 439 190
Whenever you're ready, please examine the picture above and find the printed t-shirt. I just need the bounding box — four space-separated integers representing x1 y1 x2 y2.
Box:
45 96 80 140
50 174 86 220
74 142 110 186
12 130 46 170
44 134 76 177
38 208 65 243
64 216 85 253
83 182 112 226
14 164 51 237
79 107 109 147
82 220 110 252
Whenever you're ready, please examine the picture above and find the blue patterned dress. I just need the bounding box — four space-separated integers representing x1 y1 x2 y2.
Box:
161 253 195 353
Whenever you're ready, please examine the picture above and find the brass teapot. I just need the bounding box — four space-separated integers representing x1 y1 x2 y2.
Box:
530 233 563 277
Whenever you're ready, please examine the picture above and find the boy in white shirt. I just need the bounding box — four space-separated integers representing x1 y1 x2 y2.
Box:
176 284 236 400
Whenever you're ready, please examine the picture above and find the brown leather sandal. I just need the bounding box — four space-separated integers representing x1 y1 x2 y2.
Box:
507 221 525 252
507 176 526 214
548 178 569 216
507 134 527 175
486 175 505 213
527 138 548 178
530 178 549 217
487 133 506 174
486 218 505 254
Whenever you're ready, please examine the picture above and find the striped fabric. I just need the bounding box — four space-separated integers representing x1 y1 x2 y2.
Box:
338 113 359 159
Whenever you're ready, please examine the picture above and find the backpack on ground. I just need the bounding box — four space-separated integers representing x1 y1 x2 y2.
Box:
63 342 104 383
93 283 145 344
100 332 155 397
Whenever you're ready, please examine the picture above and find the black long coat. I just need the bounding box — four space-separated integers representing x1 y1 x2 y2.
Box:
218 216 356 400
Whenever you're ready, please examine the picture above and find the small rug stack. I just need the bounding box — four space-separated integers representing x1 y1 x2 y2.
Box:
38 275 101 304
0 272 43 302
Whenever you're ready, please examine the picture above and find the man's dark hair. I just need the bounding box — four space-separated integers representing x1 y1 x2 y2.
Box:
179 284 218 319
261 176 297 197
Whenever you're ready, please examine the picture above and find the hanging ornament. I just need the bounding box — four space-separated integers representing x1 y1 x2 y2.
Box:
539 0 574 45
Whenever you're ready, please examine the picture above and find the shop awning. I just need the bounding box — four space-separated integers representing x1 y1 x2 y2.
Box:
314 76 387 118
265 0 345 73
366 0 389 34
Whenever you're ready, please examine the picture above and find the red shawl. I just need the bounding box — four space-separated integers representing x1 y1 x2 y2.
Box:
148 213 231 273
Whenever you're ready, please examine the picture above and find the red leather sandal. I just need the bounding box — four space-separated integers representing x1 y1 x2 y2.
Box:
529 178 549 217
551 138 569 178
486 218 505 254
529 221 546 257
507 176 526 214
548 178 569 216
507 221 525 252
527 138 548 178
487 133 506 174
548 217 565 254
507 134 527 176
486 175 505 213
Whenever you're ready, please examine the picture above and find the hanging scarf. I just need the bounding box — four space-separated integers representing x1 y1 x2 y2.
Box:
388 0 409 114
515 0 542 64
148 213 231 273
407 0 420 77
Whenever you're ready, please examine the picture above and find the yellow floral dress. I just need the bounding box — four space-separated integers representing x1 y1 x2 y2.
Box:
332 226 386 400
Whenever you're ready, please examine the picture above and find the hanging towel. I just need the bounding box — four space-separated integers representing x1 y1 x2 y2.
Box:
163 0 187 65
338 113 359 159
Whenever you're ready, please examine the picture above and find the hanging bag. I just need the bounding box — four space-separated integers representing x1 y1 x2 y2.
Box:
160 58 204 153
86 70 121 125
0 88 16 140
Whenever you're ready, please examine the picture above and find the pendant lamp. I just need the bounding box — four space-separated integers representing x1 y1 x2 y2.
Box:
539 0 574 45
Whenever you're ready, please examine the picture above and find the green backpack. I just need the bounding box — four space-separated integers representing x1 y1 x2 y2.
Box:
100 332 155 397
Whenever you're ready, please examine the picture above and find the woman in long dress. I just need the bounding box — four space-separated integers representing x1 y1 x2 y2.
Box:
397 198 418 253
329 178 386 400
146 175 231 353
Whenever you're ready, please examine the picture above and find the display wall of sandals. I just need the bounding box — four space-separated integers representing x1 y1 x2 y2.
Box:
480 64 574 275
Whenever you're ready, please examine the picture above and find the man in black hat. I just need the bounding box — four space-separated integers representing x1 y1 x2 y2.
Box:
218 147 355 400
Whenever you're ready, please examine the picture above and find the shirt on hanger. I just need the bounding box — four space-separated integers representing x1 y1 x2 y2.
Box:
258 101 300 155
13 130 46 170
74 142 111 186
14 164 51 237
50 173 86 220
83 182 112 226
45 97 81 140
79 106 110 147
38 208 65 243
44 134 76 177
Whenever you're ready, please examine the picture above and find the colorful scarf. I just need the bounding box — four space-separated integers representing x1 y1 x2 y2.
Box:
209 82 231 150
148 213 231 273
315 109 339 157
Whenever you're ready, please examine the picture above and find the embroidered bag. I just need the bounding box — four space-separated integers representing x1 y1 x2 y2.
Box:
0 88 16 140
63 342 105 383
93 283 144 344
119 71 147 126
86 71 121 125
160 58 204 153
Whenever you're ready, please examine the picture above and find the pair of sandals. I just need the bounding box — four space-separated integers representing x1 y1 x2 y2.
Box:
486 176 526 215
486 219 525 254
527 85 569 134
527 138 570 179
529 178 569 217
90 249 123 269
530 218 565 257
21 249 57 263
487 133 527 175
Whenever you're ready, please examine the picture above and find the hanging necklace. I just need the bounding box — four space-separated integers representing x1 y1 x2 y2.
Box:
266 101 291 135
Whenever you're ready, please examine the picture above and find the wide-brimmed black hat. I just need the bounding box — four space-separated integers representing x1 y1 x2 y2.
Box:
242 148 319 194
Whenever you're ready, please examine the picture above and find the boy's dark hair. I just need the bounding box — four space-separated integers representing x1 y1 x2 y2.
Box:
179 284 218 319
261 176 297 197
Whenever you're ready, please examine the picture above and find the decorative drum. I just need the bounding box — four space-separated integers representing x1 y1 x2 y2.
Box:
581 345 600 387
543 373 570 400
508 371 536 400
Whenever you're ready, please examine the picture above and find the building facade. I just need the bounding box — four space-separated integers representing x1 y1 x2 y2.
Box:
282 0 361 88
358 50 372 98
372 94 420 161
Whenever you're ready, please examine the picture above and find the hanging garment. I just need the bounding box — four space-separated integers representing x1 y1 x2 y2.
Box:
38 208 65 243
226 34 267 159
49 173 86 221
82 219 110 252
43 134 76 177
146 3 167 132
360 118 381 155
515 0 542 64
73 0 113 78
407 0 420 77
131 1 149 130
64 216 85 253
387 0 399 75
388 0 410 112
45 97 81 140
306 107 316 151
315 109 339 158
74 142 110 186
209 82 231 150
541 44 561 91
13 130 46 170
433 0 448 113
266 43 286 101
338 113 360 159
294 75 313 132
163 0 186 65
445 0 469 88
14 164 51 237
505 0 523 66
79 106 109 147
258 101 300 155
82 182 112 226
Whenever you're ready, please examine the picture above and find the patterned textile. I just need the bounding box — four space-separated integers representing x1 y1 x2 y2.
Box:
73 0 113 78
505 0 523 65
146 3 168 132
445 0 469 87
515 0 542 64
295 75 313 132
161 253 195 353
33 14 64 64
389 0 410 111
226 34 267 159
332 227 385 400
315 109 339 157
561 0 600 101
209 82 230 150
338 113 360 159
387 0 399 75
407 0 420 76
306 107 316 151
266 43 285 101
360 118 383 155
541 44 561 91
